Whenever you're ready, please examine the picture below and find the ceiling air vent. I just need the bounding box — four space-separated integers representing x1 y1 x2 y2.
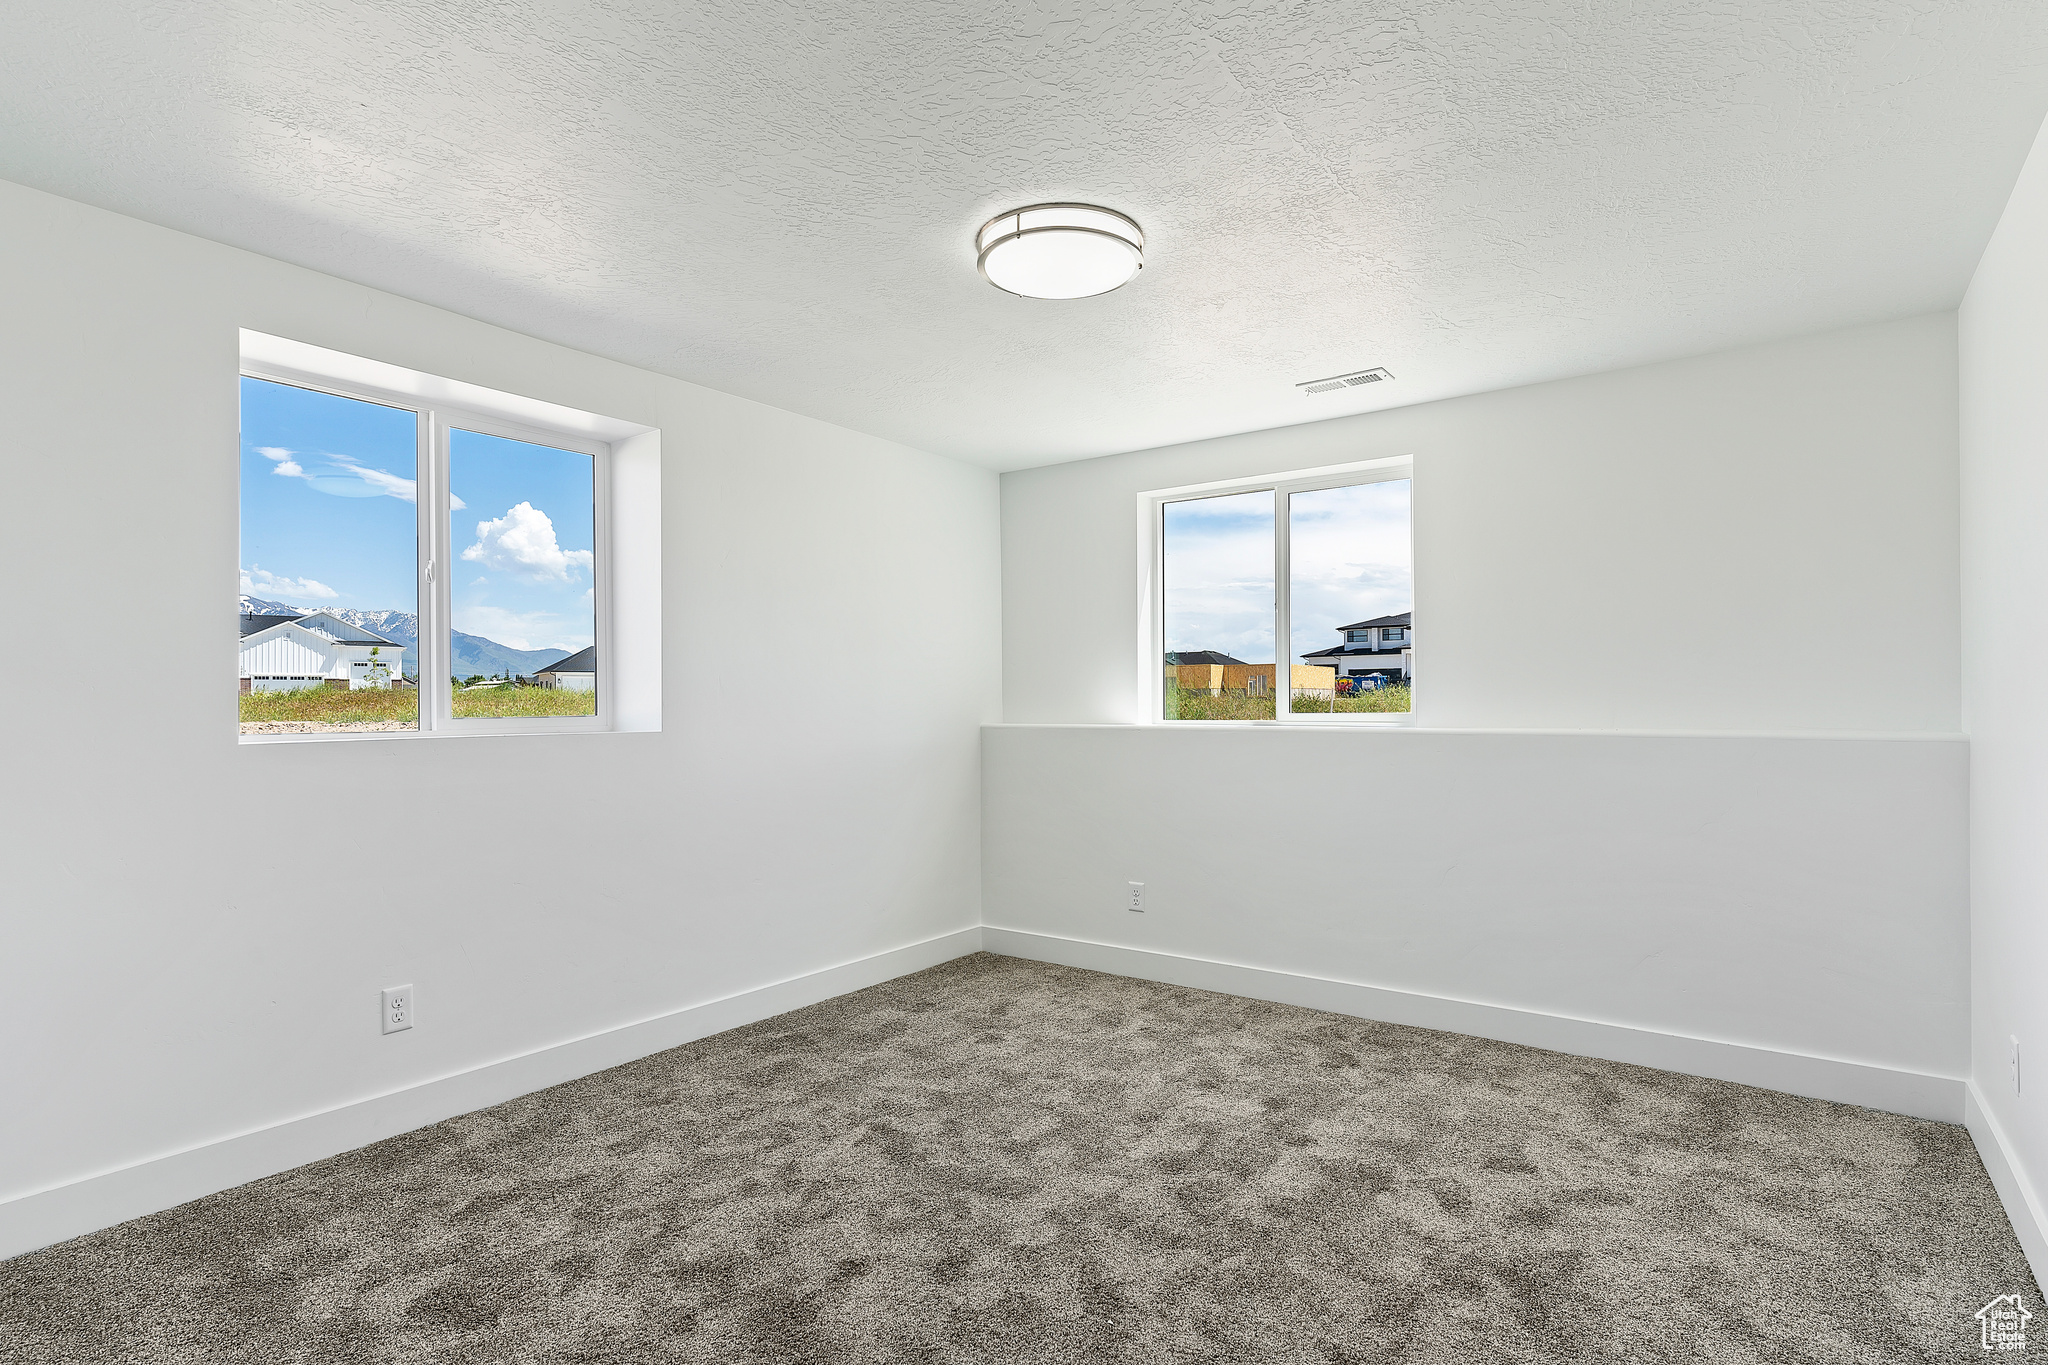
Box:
1297 367 1393 395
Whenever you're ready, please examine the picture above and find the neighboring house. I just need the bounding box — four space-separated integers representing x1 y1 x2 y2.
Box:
534 646 596 691
238 612 404 693
1166 652 1337 696
1300 611 1412 683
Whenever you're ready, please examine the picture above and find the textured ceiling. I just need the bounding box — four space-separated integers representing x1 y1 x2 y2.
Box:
5 2 2048 469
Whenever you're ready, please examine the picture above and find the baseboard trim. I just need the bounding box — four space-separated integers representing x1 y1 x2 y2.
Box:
981 927 1964 1124
0 925 984 1263
1966 1082 2048 1292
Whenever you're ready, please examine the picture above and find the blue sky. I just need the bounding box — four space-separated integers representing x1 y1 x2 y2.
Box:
1162 480 1411 664
448 428 594 653
240 377 418 613
240 377 596 653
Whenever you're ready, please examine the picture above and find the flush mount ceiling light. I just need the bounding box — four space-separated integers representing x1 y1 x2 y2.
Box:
976 203 1144 300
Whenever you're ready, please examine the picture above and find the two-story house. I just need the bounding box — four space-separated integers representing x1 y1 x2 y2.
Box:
1299 612 1411 686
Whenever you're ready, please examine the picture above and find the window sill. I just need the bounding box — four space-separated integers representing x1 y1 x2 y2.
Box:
238 725 631 746
984 722 1968 741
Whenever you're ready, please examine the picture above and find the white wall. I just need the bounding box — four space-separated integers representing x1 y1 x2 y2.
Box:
1961 111 2048 1272
1003 315 1961 733
983 726 1967 1084
988 316 1969 1111
0 179 999 1242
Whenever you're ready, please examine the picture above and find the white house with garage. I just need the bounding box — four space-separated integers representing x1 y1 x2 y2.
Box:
238 612 404 692
534 645 596 692
1299 612 1412 685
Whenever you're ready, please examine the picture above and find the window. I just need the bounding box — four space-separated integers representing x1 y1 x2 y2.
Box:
1148 459 1413 723
239 346 625 741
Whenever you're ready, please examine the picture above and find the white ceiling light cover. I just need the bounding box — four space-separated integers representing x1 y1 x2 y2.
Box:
976 204 1144 300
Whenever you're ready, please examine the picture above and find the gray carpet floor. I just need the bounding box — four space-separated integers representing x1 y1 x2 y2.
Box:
1 953 2038 1363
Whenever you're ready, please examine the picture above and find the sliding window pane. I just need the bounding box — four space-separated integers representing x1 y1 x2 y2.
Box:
1162 489 1275 720
238 377 419 735
448 429 597 719
1288 479 1412 714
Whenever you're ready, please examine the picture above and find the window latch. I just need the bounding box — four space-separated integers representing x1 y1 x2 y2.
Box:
426 558 435 583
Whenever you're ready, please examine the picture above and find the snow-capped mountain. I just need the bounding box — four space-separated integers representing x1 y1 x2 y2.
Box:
237 595 571 677
240 595 416 646
327 608 418 648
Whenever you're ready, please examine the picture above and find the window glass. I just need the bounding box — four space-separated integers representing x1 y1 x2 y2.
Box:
238 377 419 734
448 429 597 719
1161 489 1275 720
1288 479 1412 714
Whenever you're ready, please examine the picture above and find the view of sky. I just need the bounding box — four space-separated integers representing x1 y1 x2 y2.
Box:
1161 479 1411 664
239 376 418 613
1163 490 1275 663
448 428 595 654
240 377 597 654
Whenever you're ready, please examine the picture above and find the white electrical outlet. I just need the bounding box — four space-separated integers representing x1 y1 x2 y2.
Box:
382 984 414 1035
2012 1035 2022 1096
1127 881 1145 913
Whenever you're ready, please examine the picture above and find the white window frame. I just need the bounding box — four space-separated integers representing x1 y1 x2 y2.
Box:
1139 455 1415 727
240 359 612 742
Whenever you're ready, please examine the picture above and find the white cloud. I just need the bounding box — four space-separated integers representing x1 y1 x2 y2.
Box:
263 445 460 506
254 446 307 479
1161 513 1275 662
460 502 593 583
242 565 339 600
451 602 592 654
328 456 417 502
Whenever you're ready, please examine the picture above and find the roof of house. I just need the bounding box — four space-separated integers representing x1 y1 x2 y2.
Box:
1334 611 1412 631
1164 650 1248 666
238 611 399 647
538 646 596 674
239 614 300 638
237 609 397 650
1301 644 1408 659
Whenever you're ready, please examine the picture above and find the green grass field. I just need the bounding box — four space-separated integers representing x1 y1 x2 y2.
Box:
240 685 419 726
450 684 595 718
239 683 595 728
1168 690 1275 720
1166 684 1411 720
1291 683 1411 714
